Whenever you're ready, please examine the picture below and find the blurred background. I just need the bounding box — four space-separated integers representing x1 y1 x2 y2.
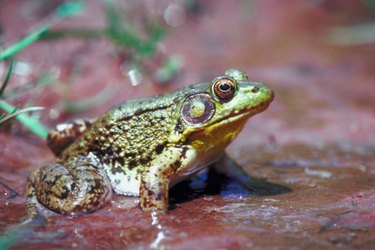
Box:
1 0 374 147
1 1 375 249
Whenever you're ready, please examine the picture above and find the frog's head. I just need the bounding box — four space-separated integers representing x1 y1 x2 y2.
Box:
176 68 273 156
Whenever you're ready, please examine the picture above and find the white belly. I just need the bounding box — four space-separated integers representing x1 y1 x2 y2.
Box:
106 170 140 196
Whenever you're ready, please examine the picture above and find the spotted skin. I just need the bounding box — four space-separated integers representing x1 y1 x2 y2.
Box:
47 119 96 156
140 145 194 209
26 68 274 216
27 153 112 216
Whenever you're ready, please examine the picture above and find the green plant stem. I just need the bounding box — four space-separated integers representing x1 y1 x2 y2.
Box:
0 100 48 139
0 28 48 61
0 0 84 61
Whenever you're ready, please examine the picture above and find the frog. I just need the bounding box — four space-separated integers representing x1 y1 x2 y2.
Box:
26 68 274 217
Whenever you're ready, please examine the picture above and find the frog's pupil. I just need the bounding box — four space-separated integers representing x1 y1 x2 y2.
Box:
219 82 231 92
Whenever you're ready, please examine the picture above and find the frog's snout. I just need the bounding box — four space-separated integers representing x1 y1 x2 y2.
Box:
261 85 274 104
245 81 274 104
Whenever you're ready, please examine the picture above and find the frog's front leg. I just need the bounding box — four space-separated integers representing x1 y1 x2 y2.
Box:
26 153 112 217
47 118 96 156
139 145 196 211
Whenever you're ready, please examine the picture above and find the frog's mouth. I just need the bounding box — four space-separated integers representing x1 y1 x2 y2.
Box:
212 101 272 127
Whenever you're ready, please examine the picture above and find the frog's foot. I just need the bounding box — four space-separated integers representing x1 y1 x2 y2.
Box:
27 154 112 216
139 170 169 211
24 180 47 225
47 118 96 156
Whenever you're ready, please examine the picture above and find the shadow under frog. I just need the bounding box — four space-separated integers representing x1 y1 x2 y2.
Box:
169 154 291 207
25 68 291 219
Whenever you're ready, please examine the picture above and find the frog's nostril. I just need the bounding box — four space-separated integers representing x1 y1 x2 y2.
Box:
251 86 260 93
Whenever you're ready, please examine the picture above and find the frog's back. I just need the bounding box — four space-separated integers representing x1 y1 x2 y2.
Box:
109 82 208 120
57 82 209 195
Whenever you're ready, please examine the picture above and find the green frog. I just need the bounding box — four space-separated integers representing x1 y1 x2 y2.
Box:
26 68 274 216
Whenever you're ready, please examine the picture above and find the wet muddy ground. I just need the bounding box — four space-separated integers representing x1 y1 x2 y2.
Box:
1 1 375 249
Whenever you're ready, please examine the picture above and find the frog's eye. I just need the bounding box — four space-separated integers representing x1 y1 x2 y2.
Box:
181 93 215 125
212 76 237 101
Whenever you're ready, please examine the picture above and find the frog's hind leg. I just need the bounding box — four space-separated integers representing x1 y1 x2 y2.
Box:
47 118 96 156
26 154 112 216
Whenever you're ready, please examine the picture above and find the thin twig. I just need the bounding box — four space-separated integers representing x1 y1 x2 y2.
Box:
0 106 44 125
0 60 15 98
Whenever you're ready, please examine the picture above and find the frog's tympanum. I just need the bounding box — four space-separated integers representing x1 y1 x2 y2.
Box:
26 68 274 216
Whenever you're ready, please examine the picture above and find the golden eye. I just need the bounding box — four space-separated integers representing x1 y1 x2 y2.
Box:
212 77 236 101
